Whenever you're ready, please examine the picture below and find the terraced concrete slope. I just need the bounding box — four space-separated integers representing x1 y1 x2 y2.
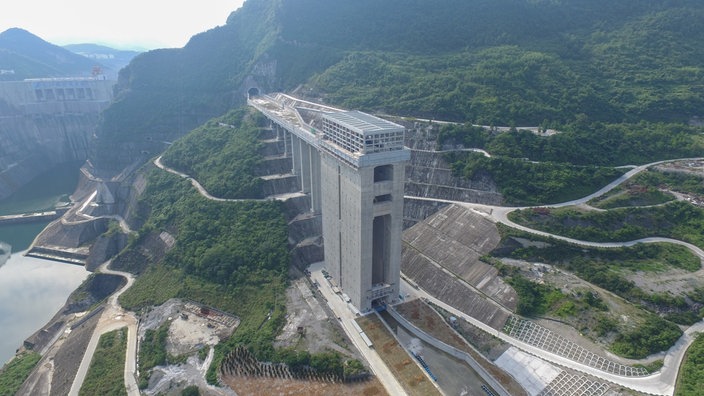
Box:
401 204 517 329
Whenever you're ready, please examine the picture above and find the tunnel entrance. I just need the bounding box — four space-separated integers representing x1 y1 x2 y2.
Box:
247 87 260 98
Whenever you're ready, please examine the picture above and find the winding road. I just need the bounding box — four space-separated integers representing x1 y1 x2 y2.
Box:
158 144 704 395
405 156 704 396
67 245 139 394
154 156 413 395
157 143 704 395
154 155 304 203
66 154 269 395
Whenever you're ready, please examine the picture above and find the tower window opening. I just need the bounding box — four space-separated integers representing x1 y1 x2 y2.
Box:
374 165 393 182
374 194 392 203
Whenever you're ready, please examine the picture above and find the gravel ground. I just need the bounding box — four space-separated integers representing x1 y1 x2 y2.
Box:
274 276 360 359
139 299 239 395
145 350 235 396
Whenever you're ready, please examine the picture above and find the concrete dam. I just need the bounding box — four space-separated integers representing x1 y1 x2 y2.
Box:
0 78 114 199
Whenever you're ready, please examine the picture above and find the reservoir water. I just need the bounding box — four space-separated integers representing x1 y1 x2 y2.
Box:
0 163 89 365
0 249 88 365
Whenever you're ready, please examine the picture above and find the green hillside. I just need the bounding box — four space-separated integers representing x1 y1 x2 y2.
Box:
92 0 704 173
100 0 704 386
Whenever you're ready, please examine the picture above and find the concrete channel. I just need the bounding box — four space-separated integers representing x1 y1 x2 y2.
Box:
381 309 510 396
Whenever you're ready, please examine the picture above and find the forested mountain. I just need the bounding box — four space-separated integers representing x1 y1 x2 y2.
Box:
88 1 704 387
0 28 104 80
92 0 704 173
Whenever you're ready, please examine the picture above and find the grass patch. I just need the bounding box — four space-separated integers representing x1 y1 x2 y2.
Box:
138 322 170 389
504 274 567 317
0 351 41 395
676 333 704 395
611 315 681 359
639 168 704 196
589 185 674 209
198 346 209 361
508 201 704 250
119 264 184 310
634 360 664 374
79 328 128 396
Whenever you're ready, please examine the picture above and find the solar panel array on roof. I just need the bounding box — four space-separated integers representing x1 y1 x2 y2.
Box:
323 110 403 135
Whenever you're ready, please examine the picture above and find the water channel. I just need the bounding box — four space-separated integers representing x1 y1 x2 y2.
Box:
0 163 89 365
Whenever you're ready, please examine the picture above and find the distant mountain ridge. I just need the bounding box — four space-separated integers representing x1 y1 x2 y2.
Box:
63 44 141 79
0 28 118 199
0 28 107 80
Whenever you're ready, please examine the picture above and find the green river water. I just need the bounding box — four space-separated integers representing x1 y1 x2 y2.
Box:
0 162 89 365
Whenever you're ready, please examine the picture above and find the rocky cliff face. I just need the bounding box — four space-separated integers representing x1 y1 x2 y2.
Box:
0 79 114 199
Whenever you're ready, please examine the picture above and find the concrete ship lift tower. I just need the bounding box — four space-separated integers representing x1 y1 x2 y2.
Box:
249 93 410 313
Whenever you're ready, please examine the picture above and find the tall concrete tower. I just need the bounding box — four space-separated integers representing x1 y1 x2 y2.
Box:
319 110 410 312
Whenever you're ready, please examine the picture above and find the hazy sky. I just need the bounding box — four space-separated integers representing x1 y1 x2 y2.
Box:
0 0 246 50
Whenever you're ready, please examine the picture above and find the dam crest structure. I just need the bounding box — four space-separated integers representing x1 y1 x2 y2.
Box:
249 93 410 313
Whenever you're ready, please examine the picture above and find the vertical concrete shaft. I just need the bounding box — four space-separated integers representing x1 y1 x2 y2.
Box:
249 96 409 313
300 140 312 194
321 153 343 287
310 148 322 213
291 135 301 176
276 123 283 141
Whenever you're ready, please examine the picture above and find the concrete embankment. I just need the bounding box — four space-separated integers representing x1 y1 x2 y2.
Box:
25 246 88 266
0 208 69 225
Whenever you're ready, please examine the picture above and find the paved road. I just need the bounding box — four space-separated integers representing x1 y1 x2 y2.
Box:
407 158 704 256
68 154 285 395
157 149 704 395
403 157 704 396
411 281 704 396
154 155 303 203
67 260 139 396
308 263 409 396
412 147 491 157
